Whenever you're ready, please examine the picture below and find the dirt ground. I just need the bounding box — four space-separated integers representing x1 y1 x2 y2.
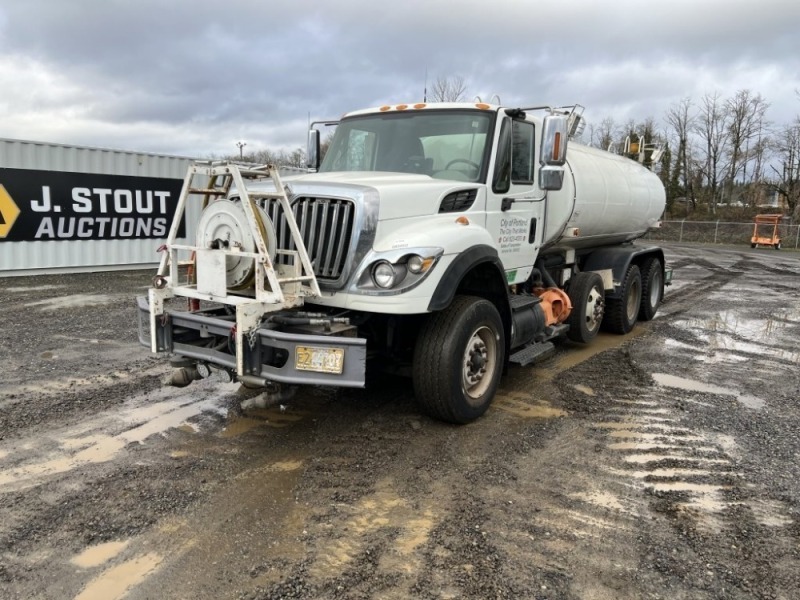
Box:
1 242 799 600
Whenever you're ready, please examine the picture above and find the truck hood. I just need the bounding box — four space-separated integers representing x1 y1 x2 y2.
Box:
281 171 483 221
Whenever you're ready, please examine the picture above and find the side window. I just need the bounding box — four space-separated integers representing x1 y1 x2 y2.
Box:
511 121 535 184
492 118 511 194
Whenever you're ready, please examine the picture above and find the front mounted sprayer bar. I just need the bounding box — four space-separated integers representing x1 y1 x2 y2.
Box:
148 161 322 377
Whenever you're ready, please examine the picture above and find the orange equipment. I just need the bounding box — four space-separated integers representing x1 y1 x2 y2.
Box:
533 287 573 326
750 214 783 250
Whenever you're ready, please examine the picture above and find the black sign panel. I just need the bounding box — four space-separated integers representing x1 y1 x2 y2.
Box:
0 167 185 242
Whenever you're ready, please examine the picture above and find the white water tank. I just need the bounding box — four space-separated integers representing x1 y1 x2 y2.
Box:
542 142 665 252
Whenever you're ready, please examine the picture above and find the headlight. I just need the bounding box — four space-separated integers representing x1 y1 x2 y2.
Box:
407 254 436 274
354 247 443 295
407 255 424 274
372 261 397 289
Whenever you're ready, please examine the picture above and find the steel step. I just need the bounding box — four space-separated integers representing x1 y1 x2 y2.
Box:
509 341 555 367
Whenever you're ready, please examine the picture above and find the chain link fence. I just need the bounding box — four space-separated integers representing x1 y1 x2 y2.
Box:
645 220 800 249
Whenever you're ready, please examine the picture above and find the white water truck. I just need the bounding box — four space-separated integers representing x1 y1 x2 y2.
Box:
138 101 668 423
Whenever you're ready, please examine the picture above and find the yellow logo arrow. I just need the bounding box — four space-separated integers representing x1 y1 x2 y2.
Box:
0 184 21 238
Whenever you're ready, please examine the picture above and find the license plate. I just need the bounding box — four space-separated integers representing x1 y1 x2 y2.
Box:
295 346 345 374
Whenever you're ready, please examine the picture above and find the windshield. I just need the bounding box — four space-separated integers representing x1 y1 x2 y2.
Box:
319 109 494 182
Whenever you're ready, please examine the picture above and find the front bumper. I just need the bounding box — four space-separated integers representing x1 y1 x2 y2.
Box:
137 296 367 388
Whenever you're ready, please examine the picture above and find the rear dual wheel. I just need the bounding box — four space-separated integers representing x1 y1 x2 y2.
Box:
602 264 642 334
639 257 664 322
603 258 665 333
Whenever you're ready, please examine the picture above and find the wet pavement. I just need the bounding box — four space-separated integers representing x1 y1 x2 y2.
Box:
0 242 798 599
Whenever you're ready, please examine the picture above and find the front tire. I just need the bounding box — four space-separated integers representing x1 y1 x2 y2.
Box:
566 272 605 343
413 296 505 424
603 264 642 334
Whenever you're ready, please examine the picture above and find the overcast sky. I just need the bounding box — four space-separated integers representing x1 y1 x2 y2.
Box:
0 0 798 158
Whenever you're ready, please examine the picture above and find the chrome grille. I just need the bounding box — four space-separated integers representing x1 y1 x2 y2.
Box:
264 196 355 282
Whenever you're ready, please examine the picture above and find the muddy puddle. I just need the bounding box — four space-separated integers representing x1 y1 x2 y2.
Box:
671 310 800 364
652 372 766 409
0 381 234 492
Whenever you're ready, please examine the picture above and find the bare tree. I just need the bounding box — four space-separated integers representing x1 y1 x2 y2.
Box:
768 118 800 219
666 97 697 208
589 117 617 151
694 92 730 214
725 89 770 203
429 75 467 102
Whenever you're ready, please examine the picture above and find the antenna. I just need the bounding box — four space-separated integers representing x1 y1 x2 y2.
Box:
423 67 428 102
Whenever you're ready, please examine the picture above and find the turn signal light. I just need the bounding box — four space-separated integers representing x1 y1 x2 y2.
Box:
552 132 562 161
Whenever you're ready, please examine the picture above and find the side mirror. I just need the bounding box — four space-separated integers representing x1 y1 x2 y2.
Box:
539 114 568 191
307 129 321 170
539 166 565 191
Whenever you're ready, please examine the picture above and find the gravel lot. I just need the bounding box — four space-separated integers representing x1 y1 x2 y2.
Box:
1 241 799 600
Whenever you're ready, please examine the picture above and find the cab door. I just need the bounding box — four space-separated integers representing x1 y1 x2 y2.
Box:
485 116 544 285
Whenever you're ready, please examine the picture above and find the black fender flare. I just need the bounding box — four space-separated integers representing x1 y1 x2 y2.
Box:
580 245 665 300
427 245 512 363
427 245 508 312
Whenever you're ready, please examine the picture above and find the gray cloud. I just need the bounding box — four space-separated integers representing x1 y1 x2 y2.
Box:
0 0 797 157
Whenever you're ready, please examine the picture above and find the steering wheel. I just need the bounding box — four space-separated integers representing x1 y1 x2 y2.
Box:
445 158 480 171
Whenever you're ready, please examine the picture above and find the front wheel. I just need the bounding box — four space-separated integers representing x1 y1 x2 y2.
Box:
413 296 505 424
603 264 642 334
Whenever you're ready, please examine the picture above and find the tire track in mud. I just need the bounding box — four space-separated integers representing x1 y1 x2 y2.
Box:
0 359 171 436
660 256 746 316
553 320 800 599
591 384 800 598
232 381 586 599
490 398 647 599
548 283 799 598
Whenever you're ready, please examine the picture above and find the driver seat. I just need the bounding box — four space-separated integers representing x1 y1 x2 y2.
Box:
381 137 433 175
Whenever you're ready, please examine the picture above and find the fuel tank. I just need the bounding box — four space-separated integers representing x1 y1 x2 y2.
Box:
541 142 666 252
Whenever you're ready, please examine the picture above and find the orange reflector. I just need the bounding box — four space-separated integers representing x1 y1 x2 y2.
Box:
379 105 391 112
456 216 470 226
396 104 408 111
572 228 580 237
552 132 562 161
413 103 426 109
475 103 490 110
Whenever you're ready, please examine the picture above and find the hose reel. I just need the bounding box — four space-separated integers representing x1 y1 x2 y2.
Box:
195 199 277 290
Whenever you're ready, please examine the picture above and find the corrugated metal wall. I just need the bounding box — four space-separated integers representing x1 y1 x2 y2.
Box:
0 138 202 275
